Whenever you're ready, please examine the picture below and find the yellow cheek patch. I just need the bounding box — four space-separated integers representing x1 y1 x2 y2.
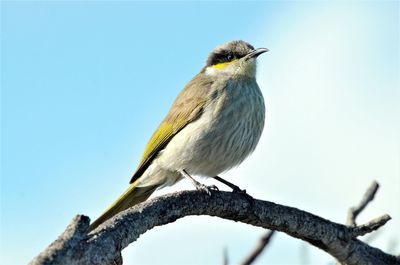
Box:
212 59 238 70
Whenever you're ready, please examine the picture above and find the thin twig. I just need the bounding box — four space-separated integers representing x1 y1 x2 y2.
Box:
347 181 379 226
336 181 385 265
240 230 275 265
223 247 228 265
349 214 391 238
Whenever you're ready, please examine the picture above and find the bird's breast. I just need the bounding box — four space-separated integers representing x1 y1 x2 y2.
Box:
159 78 265 177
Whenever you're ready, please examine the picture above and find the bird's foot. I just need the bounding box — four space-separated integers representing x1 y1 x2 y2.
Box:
213 176 254 202
232 186 247 194
234 187 254 203
180 169 218 196
195 183 219 196
214 176 245 193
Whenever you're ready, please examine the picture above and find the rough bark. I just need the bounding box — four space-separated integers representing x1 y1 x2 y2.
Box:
30 190 399 265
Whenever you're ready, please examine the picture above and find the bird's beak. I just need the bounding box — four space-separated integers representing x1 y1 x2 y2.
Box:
245 48 269 60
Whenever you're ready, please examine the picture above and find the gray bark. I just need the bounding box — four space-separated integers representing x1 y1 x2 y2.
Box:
30 190 399 265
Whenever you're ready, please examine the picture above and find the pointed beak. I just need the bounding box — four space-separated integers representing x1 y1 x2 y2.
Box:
245 48 269 60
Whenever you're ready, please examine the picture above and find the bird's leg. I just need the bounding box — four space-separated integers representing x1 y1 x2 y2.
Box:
214 176 254 203
180 169 218 196
213 176 246 193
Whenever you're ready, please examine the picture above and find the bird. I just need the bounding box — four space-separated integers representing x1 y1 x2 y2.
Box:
89 40 268 231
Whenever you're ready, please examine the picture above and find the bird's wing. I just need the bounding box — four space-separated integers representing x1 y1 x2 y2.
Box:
130 73 213 184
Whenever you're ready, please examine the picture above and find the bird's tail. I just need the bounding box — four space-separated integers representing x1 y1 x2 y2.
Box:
88 183 158 232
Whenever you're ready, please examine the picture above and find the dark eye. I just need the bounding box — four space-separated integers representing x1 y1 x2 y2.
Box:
226 54 234 61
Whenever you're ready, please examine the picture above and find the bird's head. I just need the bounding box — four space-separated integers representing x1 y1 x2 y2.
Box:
204 40 268 78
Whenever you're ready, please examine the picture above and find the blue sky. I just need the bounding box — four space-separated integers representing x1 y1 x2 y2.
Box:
1 1 399 265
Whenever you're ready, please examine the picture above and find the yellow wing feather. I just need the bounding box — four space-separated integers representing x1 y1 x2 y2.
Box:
129 73 213 184
90 72 213 231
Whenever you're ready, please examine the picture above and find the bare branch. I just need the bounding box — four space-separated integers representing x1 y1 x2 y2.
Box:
223 247 228 265
347 181 379 226
29 215 90 265
240 230 275 265
349 214 391 238
30 190 399 265
336 181 389 265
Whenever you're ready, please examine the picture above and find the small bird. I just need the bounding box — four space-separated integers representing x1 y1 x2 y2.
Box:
89 40 268 231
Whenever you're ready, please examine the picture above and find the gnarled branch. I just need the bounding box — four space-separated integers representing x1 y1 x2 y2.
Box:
30 190 399 265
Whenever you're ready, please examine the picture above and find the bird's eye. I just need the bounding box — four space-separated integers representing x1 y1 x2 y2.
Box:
226 54 234 61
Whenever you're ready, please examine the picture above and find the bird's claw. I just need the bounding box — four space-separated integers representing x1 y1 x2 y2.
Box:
232 187 254 203
180 169 219 196
196 184 219 196
232 187 247 194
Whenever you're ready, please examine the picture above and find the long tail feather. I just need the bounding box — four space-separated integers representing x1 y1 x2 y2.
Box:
89 183 158 232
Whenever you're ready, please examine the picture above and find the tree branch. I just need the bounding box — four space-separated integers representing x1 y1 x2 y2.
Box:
223 247 229 265
349 214 391 238
30 190 399 265
347 181 380 226
335 181 390 265
240 230 275 265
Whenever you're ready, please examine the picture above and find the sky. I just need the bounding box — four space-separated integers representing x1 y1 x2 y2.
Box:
1 1 399 265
